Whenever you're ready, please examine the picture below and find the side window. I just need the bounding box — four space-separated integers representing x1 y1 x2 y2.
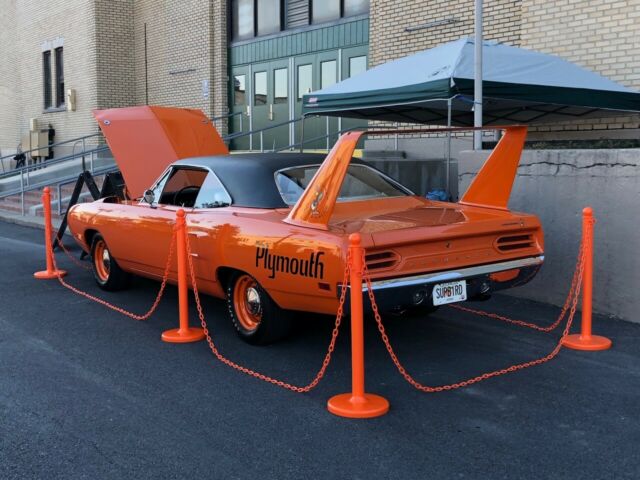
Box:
194 172 232 208
158 167 208 207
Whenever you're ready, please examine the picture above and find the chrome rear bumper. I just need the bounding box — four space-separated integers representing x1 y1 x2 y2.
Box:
343 255 544 311
365 255 544 292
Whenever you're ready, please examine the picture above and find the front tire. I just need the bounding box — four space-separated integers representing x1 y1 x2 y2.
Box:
91 234 130 291
227 272 291 345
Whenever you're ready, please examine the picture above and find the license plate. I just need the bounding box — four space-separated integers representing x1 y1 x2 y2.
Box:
432 280 467 306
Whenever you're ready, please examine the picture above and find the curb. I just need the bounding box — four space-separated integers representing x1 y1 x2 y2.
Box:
0 211 62 231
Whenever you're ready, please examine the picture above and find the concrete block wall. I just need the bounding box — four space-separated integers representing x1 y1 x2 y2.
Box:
458 148 640 323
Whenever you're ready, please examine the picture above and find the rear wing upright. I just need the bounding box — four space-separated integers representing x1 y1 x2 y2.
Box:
459 126 527 210
284 131 363 230
284 125 527 230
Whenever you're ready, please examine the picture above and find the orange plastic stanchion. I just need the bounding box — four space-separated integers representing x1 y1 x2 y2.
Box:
161 209 205 343
562 207 612 351
34 187 67 280
327 233 389 418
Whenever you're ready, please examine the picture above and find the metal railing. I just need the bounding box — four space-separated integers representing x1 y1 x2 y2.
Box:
0 145 113 216
212 111 244 136
224 117 305 151
0 132 103 175
275 123 369 153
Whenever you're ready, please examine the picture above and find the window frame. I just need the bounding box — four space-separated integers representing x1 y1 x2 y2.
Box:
54 47 65 108
310 0 370 25
231 0 284 41
145 165 233 208
274 163 414 206
43 50 52 110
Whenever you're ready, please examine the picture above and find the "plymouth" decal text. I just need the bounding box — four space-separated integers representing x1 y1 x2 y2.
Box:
256 247 325 279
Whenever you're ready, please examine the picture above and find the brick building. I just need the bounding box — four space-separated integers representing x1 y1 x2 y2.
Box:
1 0 639 159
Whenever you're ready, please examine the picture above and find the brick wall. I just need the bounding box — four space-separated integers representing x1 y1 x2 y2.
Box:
520 0 640 138
95 0 135 110
370 0 640 139
370 0 522 67
132 0 216 117
0 0 100 156
0 1 20 156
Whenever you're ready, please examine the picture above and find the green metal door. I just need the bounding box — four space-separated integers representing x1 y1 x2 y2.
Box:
250 60 290 151
230 65 250 150
340 46 369 137
295 52 339 151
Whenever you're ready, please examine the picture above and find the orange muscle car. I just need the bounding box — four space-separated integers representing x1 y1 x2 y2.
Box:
67 107 543 344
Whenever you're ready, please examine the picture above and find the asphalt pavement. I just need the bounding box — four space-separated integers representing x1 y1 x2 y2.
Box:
1 221 639 479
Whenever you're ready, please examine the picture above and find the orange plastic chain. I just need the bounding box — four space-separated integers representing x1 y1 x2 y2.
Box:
51 226 178 321
185 230 349 393
363 230 588 393
55 236 92 271
449 238 585 333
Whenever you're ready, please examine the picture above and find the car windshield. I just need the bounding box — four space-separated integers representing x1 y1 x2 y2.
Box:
275 164 412 206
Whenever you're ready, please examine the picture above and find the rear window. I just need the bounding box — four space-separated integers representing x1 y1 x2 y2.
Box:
275 164 412 206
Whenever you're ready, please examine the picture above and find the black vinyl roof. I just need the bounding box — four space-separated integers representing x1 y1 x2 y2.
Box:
174 153 348 208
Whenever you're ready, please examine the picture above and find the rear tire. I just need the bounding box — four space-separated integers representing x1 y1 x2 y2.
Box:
227 272 292 345
91 234 130 291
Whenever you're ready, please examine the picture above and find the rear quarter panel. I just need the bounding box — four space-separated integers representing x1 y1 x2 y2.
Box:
210 208 347 315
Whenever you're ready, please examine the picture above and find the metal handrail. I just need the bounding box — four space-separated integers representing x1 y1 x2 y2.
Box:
212 111 244 136
0 145 111 200
211 111 243 122
0 132 102 165
0 133 102 179
17 162 119 217
0 141 106 182
275 124 369 152
224 117 302 142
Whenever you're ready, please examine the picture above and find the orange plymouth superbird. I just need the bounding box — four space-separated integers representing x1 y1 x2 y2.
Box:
67 107 543 344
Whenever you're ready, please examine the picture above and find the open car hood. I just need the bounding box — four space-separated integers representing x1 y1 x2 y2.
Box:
94 106 229 199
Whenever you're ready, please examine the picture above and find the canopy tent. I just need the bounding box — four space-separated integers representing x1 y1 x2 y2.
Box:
302 38 640 125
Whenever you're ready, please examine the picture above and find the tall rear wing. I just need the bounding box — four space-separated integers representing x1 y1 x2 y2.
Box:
285 126 527 229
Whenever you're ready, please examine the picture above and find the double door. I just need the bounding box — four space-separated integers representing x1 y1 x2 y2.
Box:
294 46 368 150
230 46 368 151
231 60 290 151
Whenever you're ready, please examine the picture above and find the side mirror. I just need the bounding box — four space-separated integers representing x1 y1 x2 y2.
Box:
143 189 155 206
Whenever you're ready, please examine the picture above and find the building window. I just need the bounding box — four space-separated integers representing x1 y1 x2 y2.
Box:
233 0 255 40
274 68 288 104
254 71 267 105
312 0 340 24
343 0 369 17
349 55 367 77
257 0 282 36
321 60 337 89
234 75 246 105
297 64 312 99
232 0 282 40
54 47 64 108
312 0 369 24
43 51 52 109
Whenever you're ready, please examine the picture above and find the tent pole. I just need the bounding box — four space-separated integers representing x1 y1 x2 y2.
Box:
447 98 452 197
473 0 483 150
